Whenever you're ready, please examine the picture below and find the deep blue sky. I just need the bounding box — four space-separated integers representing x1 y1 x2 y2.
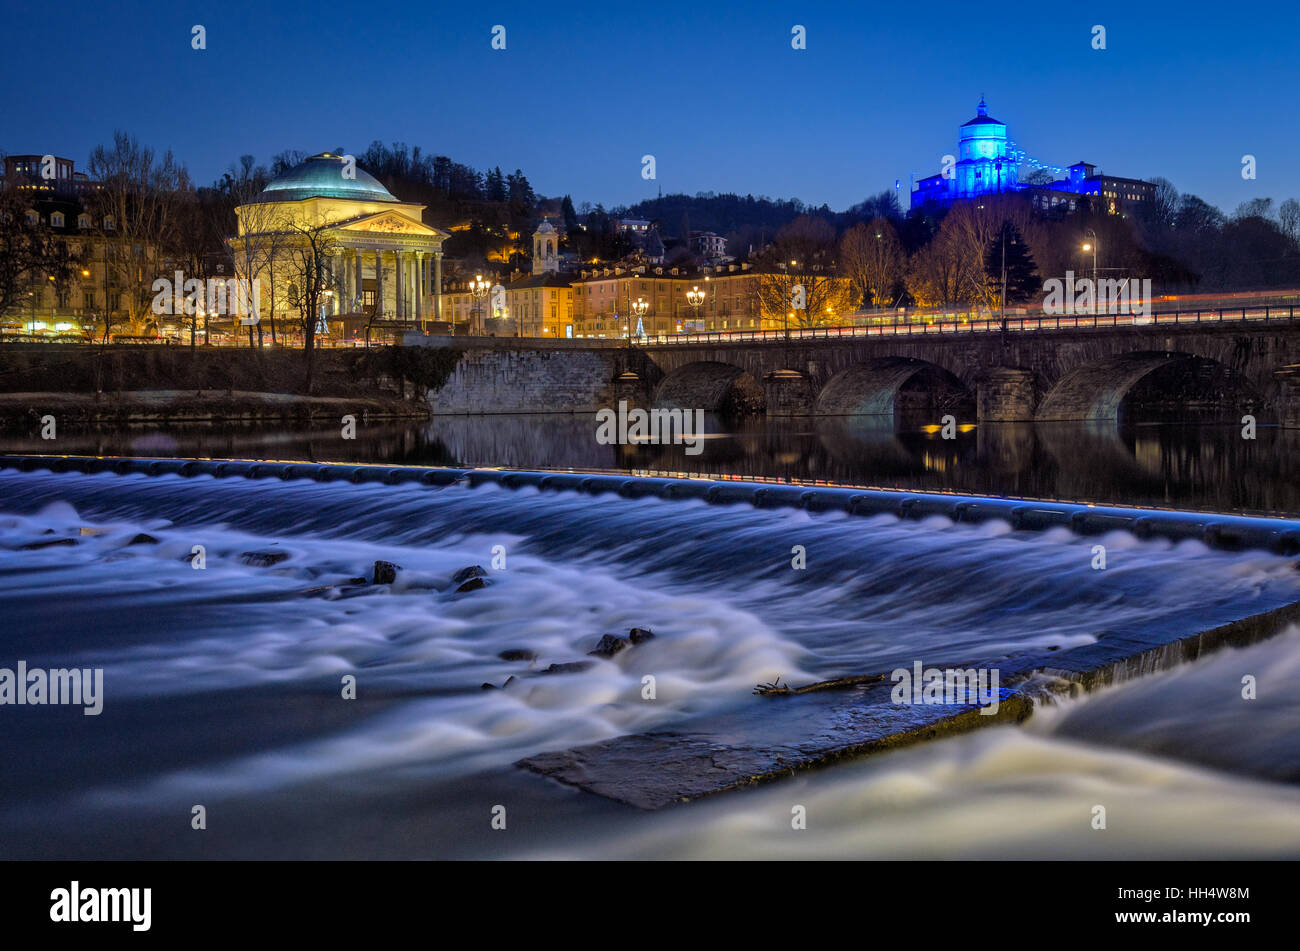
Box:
3 0 1298 214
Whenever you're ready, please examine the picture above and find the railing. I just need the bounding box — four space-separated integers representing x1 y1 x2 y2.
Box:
636 305 1300 346
5 305 1299 349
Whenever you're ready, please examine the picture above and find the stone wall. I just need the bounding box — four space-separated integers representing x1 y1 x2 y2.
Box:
426 347 625 414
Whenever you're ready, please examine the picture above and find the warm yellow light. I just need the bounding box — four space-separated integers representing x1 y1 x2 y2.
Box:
1082 243 1092 251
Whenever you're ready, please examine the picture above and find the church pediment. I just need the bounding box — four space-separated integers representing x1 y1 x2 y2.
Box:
337 211 446 237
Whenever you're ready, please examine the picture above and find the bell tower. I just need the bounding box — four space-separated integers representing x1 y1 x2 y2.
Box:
532 219 558 275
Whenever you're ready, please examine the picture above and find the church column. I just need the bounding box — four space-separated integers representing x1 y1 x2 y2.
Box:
353 250 363 314
433 250 443 323
348 251 358 312
414 252 425 330
395 252 405 320
331 252 342 315
341 251 352 313
375 250 385 317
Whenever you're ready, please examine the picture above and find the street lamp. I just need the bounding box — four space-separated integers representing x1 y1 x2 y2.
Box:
686 284 705 331
469 274 490 335
1082 228 1099 302
631 296 649 340
999 227 1018 332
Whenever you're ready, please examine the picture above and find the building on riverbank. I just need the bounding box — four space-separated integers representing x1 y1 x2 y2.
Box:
231 153 449 343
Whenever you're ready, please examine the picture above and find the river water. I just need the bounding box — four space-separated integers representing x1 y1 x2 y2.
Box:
2 449 1299 858
2 413 1299 516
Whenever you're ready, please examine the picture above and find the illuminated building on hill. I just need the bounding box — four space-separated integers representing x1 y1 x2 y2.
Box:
912 99 1155 215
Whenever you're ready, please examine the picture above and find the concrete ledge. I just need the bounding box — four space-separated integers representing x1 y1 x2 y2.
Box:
519 596 1300 810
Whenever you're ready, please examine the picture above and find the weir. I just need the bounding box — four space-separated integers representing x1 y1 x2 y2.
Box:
5 453 1300 809
3 453 1300 554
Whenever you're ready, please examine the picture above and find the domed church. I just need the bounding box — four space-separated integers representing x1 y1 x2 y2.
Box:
231 153 449 338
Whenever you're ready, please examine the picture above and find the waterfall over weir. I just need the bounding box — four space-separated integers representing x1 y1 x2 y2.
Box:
2 456 1300 856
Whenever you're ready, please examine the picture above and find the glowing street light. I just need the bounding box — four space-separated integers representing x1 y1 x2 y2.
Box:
469 274 490 335
686 284 705 331
630 296 649 340
1082 228 1099 292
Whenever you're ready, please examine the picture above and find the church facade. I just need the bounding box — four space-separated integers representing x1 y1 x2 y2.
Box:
231 153 449 339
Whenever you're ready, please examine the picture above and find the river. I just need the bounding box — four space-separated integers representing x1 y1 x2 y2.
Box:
2 422 1299 857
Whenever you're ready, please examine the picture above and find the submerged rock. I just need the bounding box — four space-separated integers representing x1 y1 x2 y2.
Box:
241 550 289 567
21 537 76 550
452 565 488 584
373 560 401 585
589 634 630 658
455 577 487 594
127 533 159 546
629 627 656 645
543 661 595 675
498 649 537 662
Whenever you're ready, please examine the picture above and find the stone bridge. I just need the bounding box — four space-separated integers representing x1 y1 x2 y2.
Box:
412 322 1300 424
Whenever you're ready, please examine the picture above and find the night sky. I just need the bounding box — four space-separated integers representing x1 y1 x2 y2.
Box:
3 0 1298 213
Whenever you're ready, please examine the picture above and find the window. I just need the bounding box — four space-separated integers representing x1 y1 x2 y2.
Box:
103 216 115 230
51 212 64 228
25 210 38 225
78 214 89 229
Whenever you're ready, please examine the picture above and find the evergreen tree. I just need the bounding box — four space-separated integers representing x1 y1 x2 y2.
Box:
560 195 578 232
485 167 507 202
984 220 1038 303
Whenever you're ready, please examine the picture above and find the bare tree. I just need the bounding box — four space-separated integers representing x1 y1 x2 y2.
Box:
282 222 337 393
86 132 191 342
750 215 852 328
0 187 78 322
1280 199 1300 243
1148 177 1180 230
939 197 1039 309
905 232 965 310
225 167 291 348
840 218 904 310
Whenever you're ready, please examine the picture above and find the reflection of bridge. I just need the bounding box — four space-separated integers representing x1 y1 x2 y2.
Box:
412 309 1300 424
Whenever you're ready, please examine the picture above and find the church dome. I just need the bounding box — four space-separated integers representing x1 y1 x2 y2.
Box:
535 218 556 233
961 97 1004 127
256 153 399 203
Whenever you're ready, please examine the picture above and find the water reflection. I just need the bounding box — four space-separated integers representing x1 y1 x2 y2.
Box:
1 414 1297 516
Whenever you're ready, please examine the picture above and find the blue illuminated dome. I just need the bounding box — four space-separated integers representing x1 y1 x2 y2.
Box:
256 153 399 203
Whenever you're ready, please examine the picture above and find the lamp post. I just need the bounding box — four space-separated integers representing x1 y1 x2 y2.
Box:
686 284 705 333
999 227 1017 333
469 274 490 335
1082 228 1099 309
631 296 649 341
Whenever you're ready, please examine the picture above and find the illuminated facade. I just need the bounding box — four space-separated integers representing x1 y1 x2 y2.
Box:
912 99 1154 214
231 153 449 338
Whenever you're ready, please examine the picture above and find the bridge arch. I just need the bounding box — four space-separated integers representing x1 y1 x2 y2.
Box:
654 360 766 415
814 358 974 419
1036 352 1265 421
